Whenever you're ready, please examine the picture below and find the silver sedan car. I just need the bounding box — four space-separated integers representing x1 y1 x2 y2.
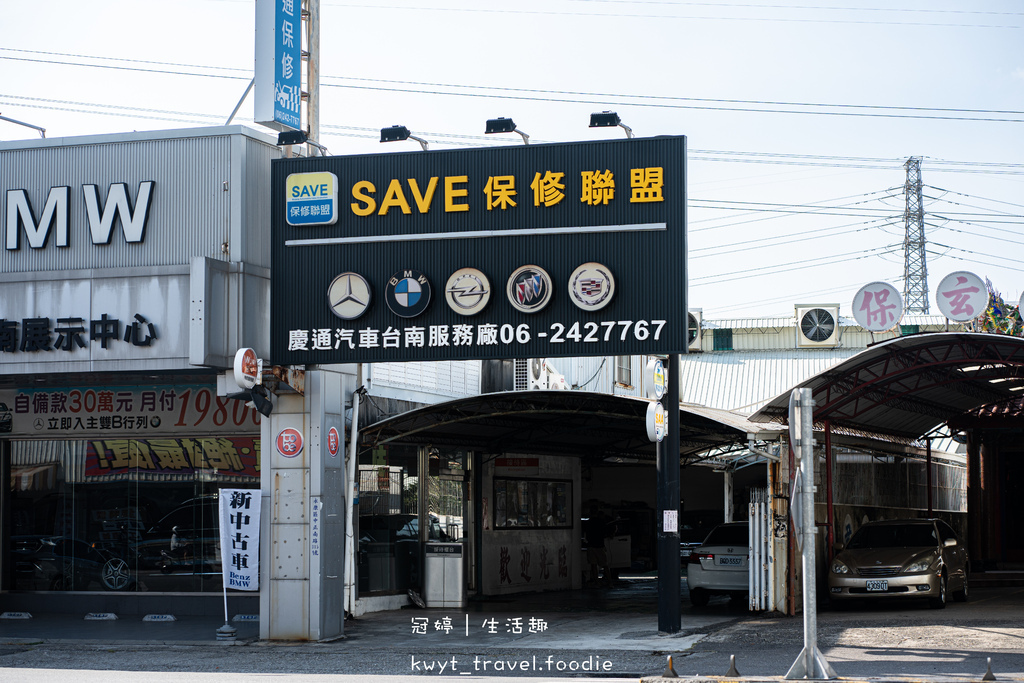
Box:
828 518 969 609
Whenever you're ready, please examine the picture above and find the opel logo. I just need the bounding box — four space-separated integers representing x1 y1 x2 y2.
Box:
445 267 491 316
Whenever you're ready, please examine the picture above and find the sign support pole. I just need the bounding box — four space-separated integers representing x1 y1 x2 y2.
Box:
785 388 836 679
657 354 681 633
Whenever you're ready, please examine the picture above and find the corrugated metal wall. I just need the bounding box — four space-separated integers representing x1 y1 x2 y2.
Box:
371 360 482 398
1 127 279 273
241 136 278 269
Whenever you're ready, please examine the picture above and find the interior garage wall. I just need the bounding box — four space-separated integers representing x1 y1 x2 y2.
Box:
480 455 581 595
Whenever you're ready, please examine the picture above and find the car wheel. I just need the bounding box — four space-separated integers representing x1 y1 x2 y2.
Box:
952 572 969 602
101 557 133 591
690 587 710 607
929 574 947 609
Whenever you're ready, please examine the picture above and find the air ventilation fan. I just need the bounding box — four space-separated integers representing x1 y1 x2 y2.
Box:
795 305 840 348
529 358 547 389
688 309 702 351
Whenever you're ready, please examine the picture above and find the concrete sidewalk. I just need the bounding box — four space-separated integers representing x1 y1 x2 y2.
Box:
0 577 728 649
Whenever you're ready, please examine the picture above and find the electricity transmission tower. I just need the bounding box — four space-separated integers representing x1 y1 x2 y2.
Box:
903 157 929 314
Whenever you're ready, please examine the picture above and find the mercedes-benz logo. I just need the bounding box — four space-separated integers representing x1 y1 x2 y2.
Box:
328 272 372 320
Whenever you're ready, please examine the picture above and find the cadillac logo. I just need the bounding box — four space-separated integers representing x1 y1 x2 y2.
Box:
327 272 372 320
506 265 553 314
568 262 615 311
385 269 432 318
445 267 491 316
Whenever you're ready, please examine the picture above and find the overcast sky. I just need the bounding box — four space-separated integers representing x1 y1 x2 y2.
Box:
2 0 1022 319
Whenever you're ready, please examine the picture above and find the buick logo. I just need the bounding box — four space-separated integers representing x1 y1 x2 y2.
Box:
445 267 491 316
506 265 553 314
569 262 615 311
328 272 372 320
385 269 432 318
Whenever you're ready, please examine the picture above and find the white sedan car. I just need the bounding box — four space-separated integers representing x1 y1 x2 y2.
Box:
686 521 749 607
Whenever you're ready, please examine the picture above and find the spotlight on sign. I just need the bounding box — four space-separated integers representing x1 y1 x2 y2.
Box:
277 129 308 146
380 124 429 151
589 111 633 139
249 384 274 417
485 117 530 145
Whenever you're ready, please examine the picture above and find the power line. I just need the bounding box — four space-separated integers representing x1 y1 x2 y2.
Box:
4 49 1024 124
690 187 900 225
6 93 1024 180
690 244 898 285
10 47 1023 122
923 222 1024 248
690 218 888 258
924 186 1024 213
926 248 1024 274
321 2 1023 29
567 1 1024 18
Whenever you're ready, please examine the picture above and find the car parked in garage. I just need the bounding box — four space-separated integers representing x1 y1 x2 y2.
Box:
828 518 969 609
686 521 749 606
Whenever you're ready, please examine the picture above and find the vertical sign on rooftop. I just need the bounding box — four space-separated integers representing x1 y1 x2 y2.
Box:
255 0 302 131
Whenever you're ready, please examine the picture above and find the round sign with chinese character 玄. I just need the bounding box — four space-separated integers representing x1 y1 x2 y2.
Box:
851 281 904 332
935 271 989 322
327 426 341 457
276 428 304 458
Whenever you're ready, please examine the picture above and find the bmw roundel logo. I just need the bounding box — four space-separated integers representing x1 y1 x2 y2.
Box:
445 267 491 316
568 262 615 311
507 265 553 314
328 272 372 320
385 269 432 318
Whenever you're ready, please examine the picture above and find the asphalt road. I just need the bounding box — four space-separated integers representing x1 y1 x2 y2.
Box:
2 584 1023 681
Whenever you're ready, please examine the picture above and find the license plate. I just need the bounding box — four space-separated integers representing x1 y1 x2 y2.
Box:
866 580 888 592
717 556 743 566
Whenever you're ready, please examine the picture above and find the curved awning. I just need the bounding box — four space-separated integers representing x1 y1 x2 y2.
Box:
359 390 775 462
752 332 1024 440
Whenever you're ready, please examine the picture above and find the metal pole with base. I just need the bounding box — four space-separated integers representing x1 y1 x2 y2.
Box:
785 388 836 680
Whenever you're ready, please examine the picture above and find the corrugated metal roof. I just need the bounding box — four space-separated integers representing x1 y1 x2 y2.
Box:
678 348 862 413
701 314 959 330
752 332 1024 440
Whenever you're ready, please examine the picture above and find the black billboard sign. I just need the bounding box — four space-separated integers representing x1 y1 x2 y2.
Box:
270 135 686 364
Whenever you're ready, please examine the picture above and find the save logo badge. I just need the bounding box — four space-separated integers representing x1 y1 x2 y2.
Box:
286 172 339 226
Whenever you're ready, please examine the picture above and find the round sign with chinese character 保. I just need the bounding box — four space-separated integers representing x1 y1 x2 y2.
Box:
276 428 304 458
851 281 904 332
935 271 989 322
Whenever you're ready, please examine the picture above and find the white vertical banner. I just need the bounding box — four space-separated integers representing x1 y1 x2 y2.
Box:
220 489 261 591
